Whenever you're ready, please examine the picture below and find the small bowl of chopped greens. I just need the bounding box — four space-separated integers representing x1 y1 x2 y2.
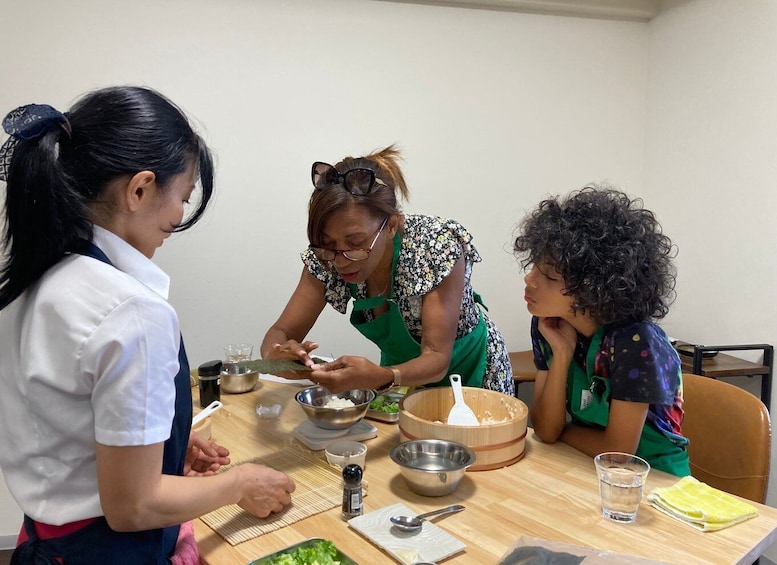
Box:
366 391 404 423
295 386 375 430
249 537 356 565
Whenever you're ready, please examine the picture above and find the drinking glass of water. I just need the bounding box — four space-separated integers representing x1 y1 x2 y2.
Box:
224 343 253 363
594 452 651 523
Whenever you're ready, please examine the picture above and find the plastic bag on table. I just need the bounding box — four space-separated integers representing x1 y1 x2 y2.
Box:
497 536 670 565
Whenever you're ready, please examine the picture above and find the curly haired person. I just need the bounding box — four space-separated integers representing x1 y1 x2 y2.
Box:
514 186 689 476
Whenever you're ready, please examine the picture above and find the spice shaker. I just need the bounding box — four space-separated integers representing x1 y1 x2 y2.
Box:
341 463 363 520
198 360 222 408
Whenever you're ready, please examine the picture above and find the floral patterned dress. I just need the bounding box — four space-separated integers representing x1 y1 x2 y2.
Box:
301 214 514 394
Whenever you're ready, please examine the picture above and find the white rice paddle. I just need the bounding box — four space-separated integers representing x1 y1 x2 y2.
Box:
192 400 223 426
447 374 479 426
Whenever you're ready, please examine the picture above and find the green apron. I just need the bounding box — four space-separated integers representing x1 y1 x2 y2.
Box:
558 327 689 477
348 231 488 388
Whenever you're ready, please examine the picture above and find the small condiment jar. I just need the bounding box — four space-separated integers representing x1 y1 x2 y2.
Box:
198 360 222 408
341 463 363 520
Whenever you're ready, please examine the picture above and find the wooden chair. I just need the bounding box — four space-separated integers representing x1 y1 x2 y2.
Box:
682 372 771 503
509 350 537 395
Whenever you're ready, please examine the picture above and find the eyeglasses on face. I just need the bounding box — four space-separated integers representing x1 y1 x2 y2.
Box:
310 217 389 262
311 161 387 196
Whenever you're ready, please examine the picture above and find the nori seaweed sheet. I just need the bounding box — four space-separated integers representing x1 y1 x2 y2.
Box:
238 357 328 375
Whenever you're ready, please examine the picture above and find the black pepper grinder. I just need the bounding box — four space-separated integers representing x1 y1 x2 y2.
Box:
341 463 363 520
198 360 222 408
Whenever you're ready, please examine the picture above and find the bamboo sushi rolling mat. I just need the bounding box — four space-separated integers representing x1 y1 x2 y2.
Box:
200 447 368 545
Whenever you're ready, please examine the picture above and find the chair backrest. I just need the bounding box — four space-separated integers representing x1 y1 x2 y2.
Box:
509 350 537 384
682 373 771 503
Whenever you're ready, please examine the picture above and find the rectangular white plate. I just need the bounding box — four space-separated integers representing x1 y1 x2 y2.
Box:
348 502 466 564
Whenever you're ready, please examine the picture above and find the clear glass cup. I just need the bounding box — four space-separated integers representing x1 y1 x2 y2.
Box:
594 452 650 523
223 343 253 363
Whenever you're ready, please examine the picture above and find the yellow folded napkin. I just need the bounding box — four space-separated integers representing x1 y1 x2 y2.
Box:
647 476 758 531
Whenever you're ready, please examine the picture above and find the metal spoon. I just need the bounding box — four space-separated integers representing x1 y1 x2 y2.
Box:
389 504 465 532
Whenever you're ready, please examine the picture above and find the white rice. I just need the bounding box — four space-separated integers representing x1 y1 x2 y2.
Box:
324 397 356 409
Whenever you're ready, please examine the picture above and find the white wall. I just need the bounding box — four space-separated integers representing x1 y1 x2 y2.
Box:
645 0 777 355
0 0 774 556
0 0 650 363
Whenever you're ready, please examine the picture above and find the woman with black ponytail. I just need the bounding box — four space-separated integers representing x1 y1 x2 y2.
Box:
0 87 294 564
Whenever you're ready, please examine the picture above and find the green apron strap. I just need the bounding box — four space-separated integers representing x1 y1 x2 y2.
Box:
446 310 487 388
347 231 489 388
637 423 691 476
557 326 688 476
351 294 387 313
566 327 610 428
473 290 488 311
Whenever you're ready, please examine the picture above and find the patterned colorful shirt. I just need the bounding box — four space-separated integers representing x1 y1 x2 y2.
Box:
301 214 514 394
531 317 687 445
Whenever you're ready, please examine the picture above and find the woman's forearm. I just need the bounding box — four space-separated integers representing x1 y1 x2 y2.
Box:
260 325 291 358
530 360 571 443
391 349 452 387
99 448 246 531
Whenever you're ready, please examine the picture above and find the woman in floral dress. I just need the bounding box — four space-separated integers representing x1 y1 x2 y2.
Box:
261 145 513 395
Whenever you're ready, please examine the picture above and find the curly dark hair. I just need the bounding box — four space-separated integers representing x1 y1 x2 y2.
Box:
513 186 677 325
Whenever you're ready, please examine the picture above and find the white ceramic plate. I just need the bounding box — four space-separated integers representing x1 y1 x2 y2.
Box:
348 502 466 564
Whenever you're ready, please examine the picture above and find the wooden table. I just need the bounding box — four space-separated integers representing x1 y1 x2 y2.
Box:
676 342 773 411
194 380 777 565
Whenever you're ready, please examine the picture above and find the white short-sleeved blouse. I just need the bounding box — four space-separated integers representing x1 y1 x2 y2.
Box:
0 226 180 524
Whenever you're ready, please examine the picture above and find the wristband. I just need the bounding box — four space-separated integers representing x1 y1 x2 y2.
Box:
377 366 401 392
389 366 401 387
